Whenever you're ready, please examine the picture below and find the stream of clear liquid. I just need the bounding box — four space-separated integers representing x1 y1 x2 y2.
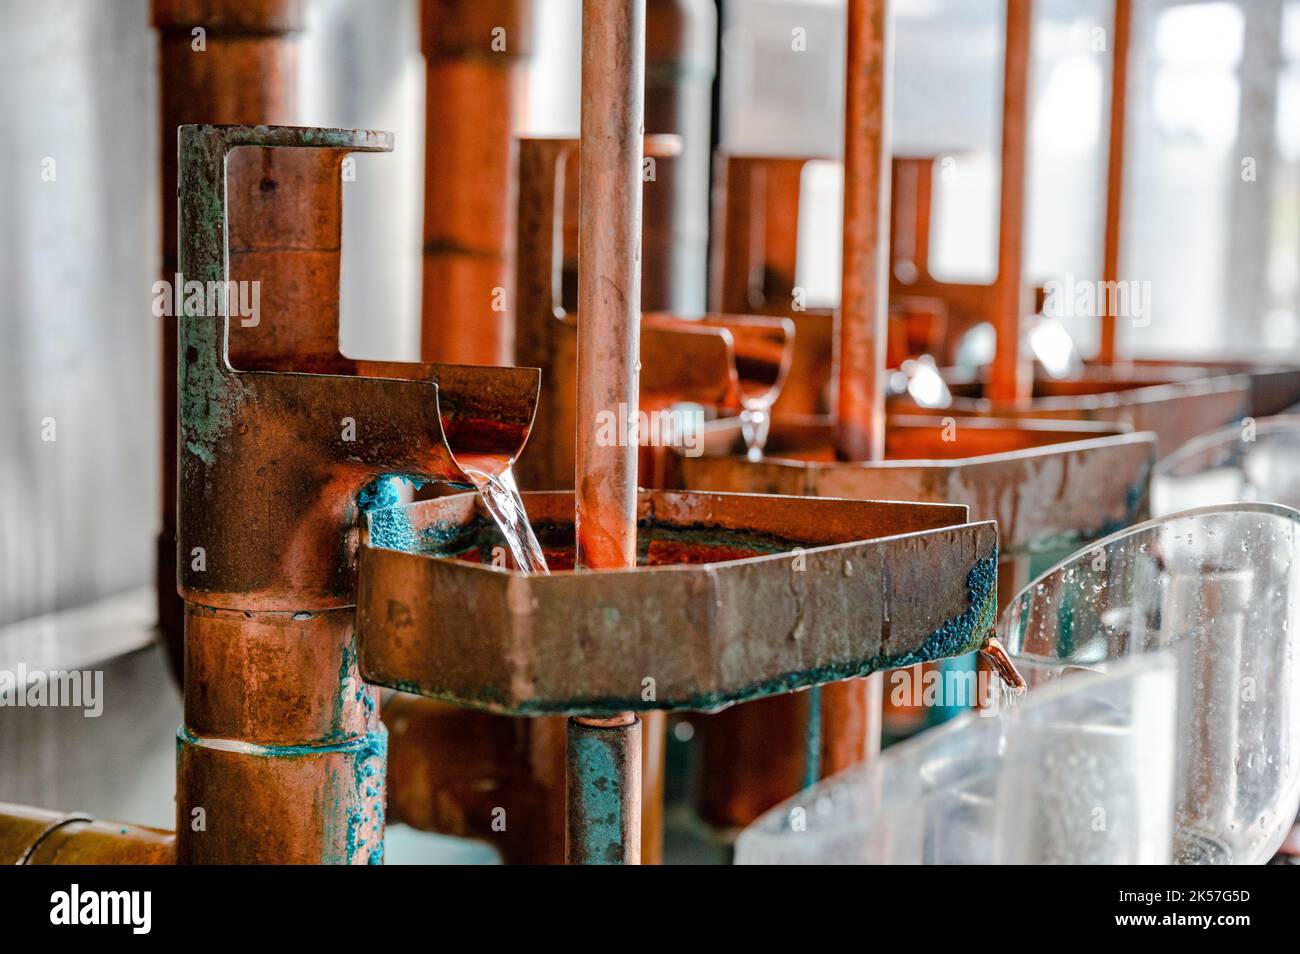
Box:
458 460 550 575
740 405 771 462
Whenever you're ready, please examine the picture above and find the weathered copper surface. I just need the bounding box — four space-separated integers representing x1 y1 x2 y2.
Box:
1099 0 1131 365
567 716 642 864
153 0 305 681
421 0 533 365
1120 359 1300 422
676 416 1156 828
356 489 999 713
836 0 891 462
174 124 539 864
384 694 565 863
571 0 648 862
382 695 666 864
988 0 1033 402
0 804 174 865
575 0 645 571
905 371 1251 457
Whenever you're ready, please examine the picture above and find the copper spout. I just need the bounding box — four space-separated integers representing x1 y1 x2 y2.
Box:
980 635 1027 694
173 124 539 864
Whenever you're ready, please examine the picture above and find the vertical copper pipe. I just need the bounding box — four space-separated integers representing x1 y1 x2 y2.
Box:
575 0 645 571
420 0 533 365
834 0 891 463
1099 0 1131 366
825 0 892 779
819 667 884 775
571 0 646 865
566 713 643 865
152 0 302 679
987 0 1033 404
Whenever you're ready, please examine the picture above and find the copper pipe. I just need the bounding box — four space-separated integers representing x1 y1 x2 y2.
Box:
170 122 567 863
420 0 533 365
1098 0 1131 366
575 0 645 571
710 156 812 316
172 124 540 864
0 804 174 865
988 0 1033 404
834 0 891 463
152 0 303 681
979 635 1027 694
383 694 567 863
566 716 642 865
824 0 894 782
569 0 646 865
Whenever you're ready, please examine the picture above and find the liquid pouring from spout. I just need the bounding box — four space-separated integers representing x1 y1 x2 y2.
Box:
456 454 550 575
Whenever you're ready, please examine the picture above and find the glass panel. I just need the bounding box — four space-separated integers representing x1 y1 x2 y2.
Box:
736 655 1177 863
1001 504 1300 864
1154 416 1300 514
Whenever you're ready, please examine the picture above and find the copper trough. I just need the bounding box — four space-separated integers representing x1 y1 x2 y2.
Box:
712 152 1255 457
355 489 999 861
674 414 1155 829
358 490 998 711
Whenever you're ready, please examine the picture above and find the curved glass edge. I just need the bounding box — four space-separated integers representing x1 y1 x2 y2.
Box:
734 653 1177 865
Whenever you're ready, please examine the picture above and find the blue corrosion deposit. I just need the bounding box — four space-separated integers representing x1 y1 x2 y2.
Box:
803 686 822 789
331 730 389 866
360 475 423 553
570 728 631 865
176 726 387 760
865 550 998 670
358 475 409 512
178 725 388 864
361 479 479 557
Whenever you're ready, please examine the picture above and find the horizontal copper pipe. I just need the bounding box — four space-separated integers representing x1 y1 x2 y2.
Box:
0 804 174 865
